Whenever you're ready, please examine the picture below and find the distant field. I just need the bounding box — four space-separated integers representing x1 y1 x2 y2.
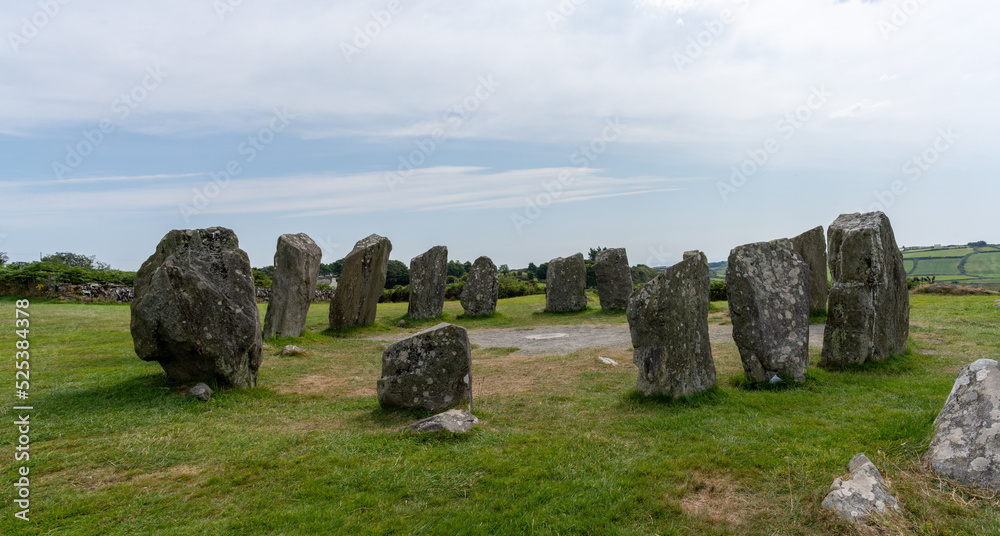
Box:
909 258 964 277
964 251 1000 276
905 247 975 258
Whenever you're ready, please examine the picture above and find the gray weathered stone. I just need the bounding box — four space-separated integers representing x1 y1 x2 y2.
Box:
726 239 811 383
402 409 479 434
925 359 1000 491
263 233 322 338
131 227 262 388
461 256 499 317
626 251 716 398
329 234 392 330
791 225 829 314
545 253 587 313
186 383 213 401
408 245 448 320
594 248 633 311
821 212 909 368
280 344 306 356
821 453 900 524
377 323 472 410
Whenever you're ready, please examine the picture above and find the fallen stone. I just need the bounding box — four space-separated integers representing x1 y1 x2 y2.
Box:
821 453 900 524
186 383 213 401
402 409 479 434
546 253 587 313
329 234 392 329
461 256 499 317
726 238 811 383
925 359 1000 491
408 245 448 320
377 323 472 410
594 248 633 311
263 233 322 338
626 251 716 398
791 225 829 314
280 345 307 356
821 212 909 368
131 227 262 388
598 356 621 367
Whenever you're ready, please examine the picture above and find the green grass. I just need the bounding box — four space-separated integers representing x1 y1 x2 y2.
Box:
965 252 1000 277
1 295 998 535
904 247 974 259
909 258 964 277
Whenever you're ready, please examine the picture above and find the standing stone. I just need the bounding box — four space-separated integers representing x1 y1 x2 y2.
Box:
626 251 716 398
594 248 633 311
377 323 472 411
726 239 811 383
131 227 262 388
821 212 909 368
328 234 392 329
461 256 499 317
408 245 448 320
545 253 587 312
791 226 829 314
925 359 1000 491
263 233 322 338
821 454 900 524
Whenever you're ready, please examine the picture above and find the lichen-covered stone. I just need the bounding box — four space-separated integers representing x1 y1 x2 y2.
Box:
131 227 262 388
925 359 1000 491
594 248 633 311
626 251 716 398
402 409 478 434
821 453 900 524
791 225 829 314
408 245 448 320
329 234 392 329
726 239 810 383
821 212 909 368
545 253 587 312
377 323 472 410
461 256 499 317
263 233 322 338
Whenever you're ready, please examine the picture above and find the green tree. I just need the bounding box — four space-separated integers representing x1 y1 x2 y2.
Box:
385 260 410 288
526 262 537 279
0 252 7 266
463 261 472 273
320 259 344 277
447 260 467 278
41 252 110 270
585 261 597 288
630 264 659 286
499 264 510 275
536 262 548 280
588 247 607 262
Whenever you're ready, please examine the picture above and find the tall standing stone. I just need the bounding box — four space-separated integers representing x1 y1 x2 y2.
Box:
545 253 587 312
791 226 829 314
329 234 392 329
594 248 633 311
821 212 909 368
726 239 811 383
925 359 1000 491
461 256 499 317
130 227 262 388
377 323 472 411
263 233 322 338
626 251 716 398
408 245 448 320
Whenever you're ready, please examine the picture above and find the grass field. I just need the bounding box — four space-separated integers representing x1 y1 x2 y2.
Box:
1 294 998 535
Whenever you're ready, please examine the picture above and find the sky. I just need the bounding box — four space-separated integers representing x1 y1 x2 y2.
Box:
1 0 998 271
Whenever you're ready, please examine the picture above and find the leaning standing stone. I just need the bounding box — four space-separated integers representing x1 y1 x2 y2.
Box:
545 253 587 312
328 234 392 329
626 251 716 398
726 239 811 383
408 245 448 320
131 227 262 388
377 323 472 411
821 212 909 368
791 226 829 314
594 248 633 311
925 359 1000 491
461 256 499 317
263 233 322 338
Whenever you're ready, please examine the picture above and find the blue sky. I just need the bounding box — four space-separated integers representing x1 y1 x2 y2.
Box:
2 0 997 270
